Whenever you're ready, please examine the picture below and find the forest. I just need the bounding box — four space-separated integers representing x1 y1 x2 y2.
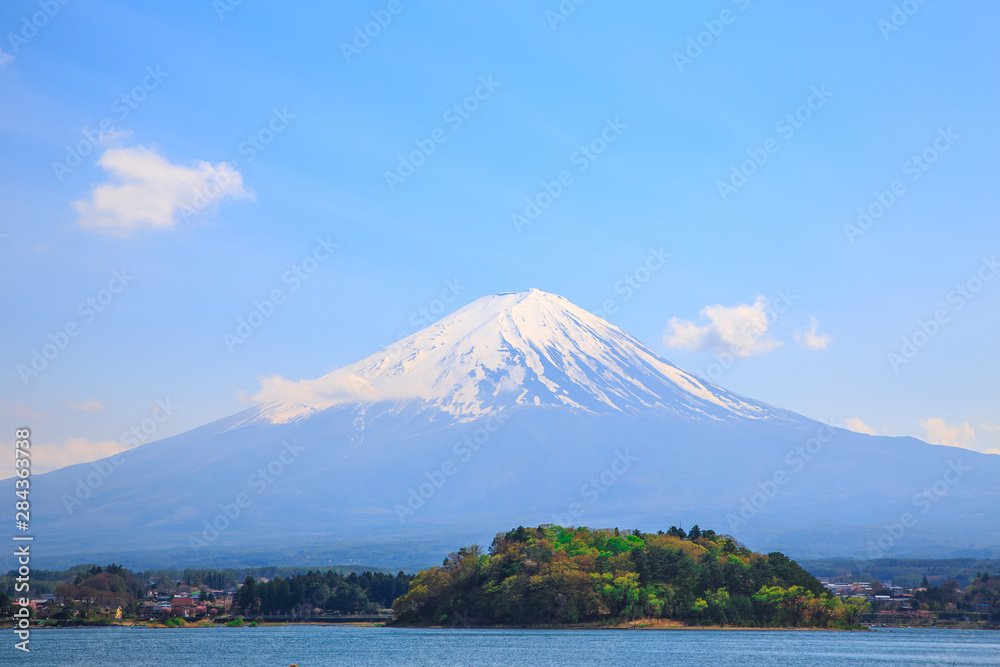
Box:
232 570 412 615
391 524 870 628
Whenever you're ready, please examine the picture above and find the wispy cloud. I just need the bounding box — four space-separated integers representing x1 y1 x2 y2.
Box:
0 49 13 66
794 316 832 350
73 146 251 236
845 417 876 435
663 296 783 358
919 417 976 448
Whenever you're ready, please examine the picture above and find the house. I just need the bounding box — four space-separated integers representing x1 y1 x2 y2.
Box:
138 603 163 620
171 596 197 618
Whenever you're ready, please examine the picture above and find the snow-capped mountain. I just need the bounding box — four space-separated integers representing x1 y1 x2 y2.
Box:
251 288 787 424
10 289 1000 569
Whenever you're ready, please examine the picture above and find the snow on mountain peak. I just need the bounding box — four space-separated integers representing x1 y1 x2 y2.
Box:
250 289 784 424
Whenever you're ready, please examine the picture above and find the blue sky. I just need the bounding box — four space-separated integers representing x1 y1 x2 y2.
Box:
1 0 997 472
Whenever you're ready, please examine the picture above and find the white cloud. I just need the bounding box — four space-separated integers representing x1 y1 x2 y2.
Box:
73 146 252 236
794 316 832 350
845 418 877 436
663 296 783 358
0 49 13 66
919 418 976 448
250 371 432 423
69 399 104 412
985 449 1000 456
32 437 131 474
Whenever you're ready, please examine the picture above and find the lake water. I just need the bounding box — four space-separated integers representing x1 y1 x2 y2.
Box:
2 626 997 666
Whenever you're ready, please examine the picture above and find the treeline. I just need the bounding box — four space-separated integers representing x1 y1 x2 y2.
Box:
799 557 1000 589
910 572 1000 613
151 569 238 591
148 564 395 591
1 563 397 598
392 525 870 628
1 564 143 605
233 570 413 615
0 564 100 597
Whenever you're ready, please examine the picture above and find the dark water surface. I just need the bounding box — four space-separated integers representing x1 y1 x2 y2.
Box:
2 626 997 666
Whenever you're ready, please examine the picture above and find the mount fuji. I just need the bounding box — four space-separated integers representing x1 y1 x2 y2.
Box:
13 289 1000 569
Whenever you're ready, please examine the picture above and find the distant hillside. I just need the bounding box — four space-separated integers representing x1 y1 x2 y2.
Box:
800 558 1000 589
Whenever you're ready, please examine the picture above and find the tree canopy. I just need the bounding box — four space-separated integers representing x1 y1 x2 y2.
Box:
232 570 412 615
392 524 869 628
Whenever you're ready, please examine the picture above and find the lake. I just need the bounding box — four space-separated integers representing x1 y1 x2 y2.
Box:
2 626 997 665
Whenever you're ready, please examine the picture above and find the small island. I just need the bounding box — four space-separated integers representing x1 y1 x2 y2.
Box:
391 524 870 629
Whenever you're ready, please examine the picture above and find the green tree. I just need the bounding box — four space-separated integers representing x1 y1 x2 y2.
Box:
235 577 259 614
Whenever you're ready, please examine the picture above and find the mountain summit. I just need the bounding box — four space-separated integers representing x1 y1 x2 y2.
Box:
253 288 784 424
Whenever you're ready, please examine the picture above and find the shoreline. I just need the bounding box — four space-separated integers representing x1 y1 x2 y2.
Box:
6 619 996 632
